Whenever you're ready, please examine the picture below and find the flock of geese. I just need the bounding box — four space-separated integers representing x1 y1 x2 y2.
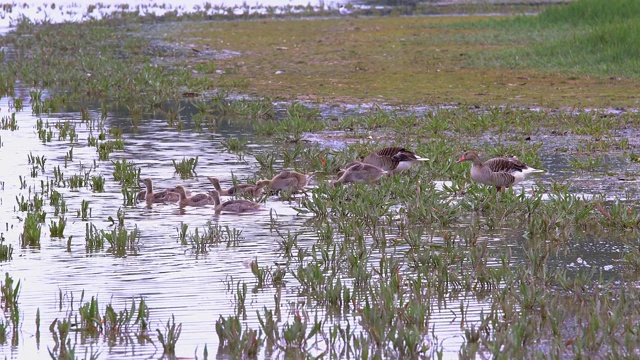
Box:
138 147 544 214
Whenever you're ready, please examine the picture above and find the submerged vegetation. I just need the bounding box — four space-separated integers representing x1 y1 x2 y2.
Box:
1 0 640 358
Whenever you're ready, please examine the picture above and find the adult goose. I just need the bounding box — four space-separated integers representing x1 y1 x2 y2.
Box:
173 185 215 208
139 178 179 204
209 189 262 214
207 177 266 198
457 151 544 191
361 147 429 175
333 162 388 186
257 170 317 193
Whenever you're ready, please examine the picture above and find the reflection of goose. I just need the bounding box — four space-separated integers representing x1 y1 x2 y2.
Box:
257 171 317 192
174 185 214 208
457 151 544 191
361 147 429 174
210 189 262 214
207 177 266 198
333 162 388 186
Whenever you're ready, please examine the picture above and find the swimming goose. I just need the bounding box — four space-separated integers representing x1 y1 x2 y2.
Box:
139 178 174 204
210 189 262 214
257 170 317 193
457 151 544 191
137 183 189 203
362 147 429 174
174 185 214 208
207 177 266 198
333 162 389 187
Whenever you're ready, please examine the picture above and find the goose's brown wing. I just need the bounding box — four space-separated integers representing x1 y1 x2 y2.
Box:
485 157 527 173
190 193 211 203
375 147 406 157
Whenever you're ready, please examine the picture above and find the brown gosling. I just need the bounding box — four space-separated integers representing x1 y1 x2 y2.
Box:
333 162 389 187
457 151 544 191
173 185 214 208
256 170 317 193
207 176 267 198
209 189 262 214
361 147 429 174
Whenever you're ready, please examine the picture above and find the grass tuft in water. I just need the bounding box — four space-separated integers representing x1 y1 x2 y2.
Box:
172 156 199 179
0 235 13 262
215 315 263 358
20 212 43 248
157 315 182 357
49 216 67 238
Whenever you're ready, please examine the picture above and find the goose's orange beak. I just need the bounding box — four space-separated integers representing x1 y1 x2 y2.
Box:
457 155 465 163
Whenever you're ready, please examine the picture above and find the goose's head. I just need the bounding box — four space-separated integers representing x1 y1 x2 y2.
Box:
457 151 479 163
174 185 187 197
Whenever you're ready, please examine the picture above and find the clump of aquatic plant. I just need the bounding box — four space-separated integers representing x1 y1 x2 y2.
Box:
215 315 263 358
157 315 182 357
0 235 13 262
48 318 75 359
68 173 89 190
221 137 247 154
0 113 18 130
187 222 244 253
76 199 91 221
49 216 67 238
230 98 274 119
97 139 124 161
20 212 43 248
107 207 126 228
1 273 20 311
91 175 105 192
172 156 198 179
85 223 104 253
111 159 140 188
104 226 140 257
176 222 188 246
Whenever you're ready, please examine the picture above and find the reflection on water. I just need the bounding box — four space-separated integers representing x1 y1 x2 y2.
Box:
0 86 633 359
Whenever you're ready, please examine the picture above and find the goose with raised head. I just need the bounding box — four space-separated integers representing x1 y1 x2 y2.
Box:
333 162 389 187
362 147 429 174
457 151 544 191
174 185 214 208
139 178 175 204
257 170 317 193
137 182 189 203
207 177 266 198
210 189 262 214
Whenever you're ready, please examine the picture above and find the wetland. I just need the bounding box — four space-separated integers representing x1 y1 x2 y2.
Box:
1 0 640 359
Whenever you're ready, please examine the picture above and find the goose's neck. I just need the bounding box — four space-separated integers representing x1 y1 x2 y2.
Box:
470 157 484 167
211 192 221 206
211 180 222 192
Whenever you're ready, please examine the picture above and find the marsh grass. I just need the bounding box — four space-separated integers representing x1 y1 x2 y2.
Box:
221 137 248 154
172 156 198 179
20 212 42 248
104 226 140 257
157 315 182 357
49 216 67 238
0 235 13 262
188 222 244 253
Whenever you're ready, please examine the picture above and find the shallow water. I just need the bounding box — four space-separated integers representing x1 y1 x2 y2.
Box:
1 83 634 359
0 0 347 34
